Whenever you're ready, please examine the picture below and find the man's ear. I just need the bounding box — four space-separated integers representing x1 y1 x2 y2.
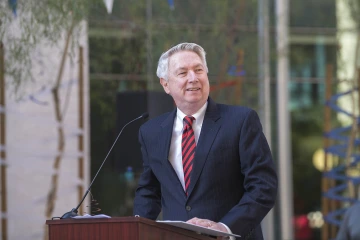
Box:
160 78 170 94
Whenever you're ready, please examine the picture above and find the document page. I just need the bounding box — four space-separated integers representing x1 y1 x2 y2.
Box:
157 220 241 238
72 214 111 219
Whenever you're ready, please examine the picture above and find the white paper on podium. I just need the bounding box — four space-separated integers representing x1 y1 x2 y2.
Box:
157 220 241 238
72 214 111 219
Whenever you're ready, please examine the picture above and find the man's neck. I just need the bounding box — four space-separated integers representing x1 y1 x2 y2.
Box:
179 102 208 116
177 101 208 117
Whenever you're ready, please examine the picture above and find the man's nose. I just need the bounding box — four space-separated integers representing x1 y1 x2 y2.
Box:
188 71 197 82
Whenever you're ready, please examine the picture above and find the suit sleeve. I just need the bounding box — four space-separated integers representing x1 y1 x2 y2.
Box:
133 126 162 220
220 109 278 236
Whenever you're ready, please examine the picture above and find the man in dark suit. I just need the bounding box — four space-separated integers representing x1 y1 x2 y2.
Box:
133 42 278 239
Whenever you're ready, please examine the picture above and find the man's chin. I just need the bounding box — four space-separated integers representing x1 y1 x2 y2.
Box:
185 96 200 102
186 97 207 106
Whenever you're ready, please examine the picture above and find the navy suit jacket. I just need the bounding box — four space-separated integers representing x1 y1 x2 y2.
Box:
134 98 278 239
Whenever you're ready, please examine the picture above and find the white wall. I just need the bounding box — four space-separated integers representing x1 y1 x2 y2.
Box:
1 21 90 240
336 0 359 124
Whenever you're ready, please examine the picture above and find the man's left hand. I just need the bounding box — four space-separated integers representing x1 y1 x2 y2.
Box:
186 217 228 232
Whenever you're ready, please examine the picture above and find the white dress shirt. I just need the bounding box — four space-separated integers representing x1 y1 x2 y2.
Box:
168 102 208 191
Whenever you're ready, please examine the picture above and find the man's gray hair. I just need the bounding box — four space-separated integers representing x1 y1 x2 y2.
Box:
156 43 208 81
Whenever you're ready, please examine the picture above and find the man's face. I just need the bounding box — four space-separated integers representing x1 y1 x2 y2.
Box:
160 51 210 114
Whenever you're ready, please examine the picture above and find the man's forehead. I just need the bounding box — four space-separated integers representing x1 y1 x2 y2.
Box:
169 51 203 69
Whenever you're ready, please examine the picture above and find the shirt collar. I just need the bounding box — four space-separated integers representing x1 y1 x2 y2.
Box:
176 101 208 123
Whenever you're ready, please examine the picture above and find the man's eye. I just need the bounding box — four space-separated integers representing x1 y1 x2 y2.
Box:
196 69 203 72
179 72 186 76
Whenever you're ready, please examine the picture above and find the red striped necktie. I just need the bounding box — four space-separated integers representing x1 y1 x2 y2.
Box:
182 116 196 195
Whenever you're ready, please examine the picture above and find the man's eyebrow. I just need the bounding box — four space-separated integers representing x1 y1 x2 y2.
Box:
175 64 204 72
193 64 204 68
175 67 187 72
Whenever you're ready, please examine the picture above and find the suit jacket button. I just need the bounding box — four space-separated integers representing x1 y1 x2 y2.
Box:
186 206 191 211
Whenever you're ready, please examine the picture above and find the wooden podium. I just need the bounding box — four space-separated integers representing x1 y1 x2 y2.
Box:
46 216 221 240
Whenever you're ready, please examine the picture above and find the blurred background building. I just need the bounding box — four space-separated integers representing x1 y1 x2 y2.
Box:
1 0 360 240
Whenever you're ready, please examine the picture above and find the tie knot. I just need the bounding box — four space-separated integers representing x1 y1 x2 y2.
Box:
184 116 195 126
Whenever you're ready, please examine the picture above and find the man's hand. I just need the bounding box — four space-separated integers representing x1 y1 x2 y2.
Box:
186 217 228 232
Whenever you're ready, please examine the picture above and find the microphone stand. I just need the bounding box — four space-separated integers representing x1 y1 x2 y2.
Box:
59 112 149 219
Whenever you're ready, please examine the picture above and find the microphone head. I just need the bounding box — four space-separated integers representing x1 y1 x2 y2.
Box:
141 112 149 119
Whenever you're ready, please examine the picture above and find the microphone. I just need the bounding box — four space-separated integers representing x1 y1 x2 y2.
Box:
59 112 149 219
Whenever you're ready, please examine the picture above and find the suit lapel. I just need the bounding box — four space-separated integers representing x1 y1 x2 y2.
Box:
160 109 187 199
187 98 221 197
160 109 176 164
